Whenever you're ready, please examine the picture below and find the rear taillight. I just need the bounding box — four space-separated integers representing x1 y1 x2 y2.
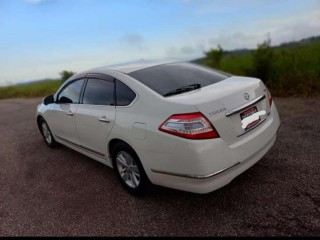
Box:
267 89 273 107
159 112 220 140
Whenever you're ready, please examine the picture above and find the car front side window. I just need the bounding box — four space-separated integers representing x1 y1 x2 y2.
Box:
57 79 85 104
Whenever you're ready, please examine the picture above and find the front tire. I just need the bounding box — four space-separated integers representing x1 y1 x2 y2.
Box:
40 119 57 148
111 142 151 196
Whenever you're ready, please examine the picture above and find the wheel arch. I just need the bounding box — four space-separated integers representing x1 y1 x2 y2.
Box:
107 138 146 173
107 138 152 192
108 138 134 159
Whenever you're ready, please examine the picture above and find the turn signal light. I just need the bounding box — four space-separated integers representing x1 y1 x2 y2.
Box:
159 112 220 139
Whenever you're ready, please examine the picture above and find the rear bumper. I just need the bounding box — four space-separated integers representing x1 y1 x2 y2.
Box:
150 133 277 194
139 102 280 194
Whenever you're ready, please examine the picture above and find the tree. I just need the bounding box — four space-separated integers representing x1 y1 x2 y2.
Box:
252 39 274 85
204 45 224 68
60 70 75 82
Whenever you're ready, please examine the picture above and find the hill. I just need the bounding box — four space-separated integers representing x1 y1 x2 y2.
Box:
193 36 320 97
193 35 320 64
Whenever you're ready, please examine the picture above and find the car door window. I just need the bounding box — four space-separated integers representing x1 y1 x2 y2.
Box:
83 78 115 105
57 79 85 104
116 80 136 106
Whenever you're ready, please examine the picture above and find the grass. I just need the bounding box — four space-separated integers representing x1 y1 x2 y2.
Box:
0 80 62 100
196 39 320 97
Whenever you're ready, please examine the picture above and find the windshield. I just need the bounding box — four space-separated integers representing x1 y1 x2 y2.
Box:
128 63 229 97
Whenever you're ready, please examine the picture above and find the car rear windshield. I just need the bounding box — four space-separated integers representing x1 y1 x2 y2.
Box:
128 63 229 97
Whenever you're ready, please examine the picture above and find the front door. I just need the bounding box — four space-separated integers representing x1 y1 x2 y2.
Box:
46 79 85 145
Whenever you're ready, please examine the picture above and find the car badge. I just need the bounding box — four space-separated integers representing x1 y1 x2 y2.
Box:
243 93 250 100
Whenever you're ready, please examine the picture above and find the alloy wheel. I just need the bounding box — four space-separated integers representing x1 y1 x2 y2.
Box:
42 122 52 145
116 151 141 188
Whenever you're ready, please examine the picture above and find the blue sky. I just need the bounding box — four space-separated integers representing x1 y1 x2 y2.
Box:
0 0 320 85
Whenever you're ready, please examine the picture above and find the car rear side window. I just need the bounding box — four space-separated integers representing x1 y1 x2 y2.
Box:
128 63 228 97
57 79 85 104
116 80 136 106
83 78 114 106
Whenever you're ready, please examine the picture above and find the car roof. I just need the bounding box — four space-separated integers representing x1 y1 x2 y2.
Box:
83 60 176 75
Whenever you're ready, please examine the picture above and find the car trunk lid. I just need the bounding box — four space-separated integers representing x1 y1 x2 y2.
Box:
166 76 270 145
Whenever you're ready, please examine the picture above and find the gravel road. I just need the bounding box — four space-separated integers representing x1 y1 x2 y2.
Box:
0 97 319 236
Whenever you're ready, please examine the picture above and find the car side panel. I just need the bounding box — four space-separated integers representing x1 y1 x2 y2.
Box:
75 104 116 157
43 103 80 145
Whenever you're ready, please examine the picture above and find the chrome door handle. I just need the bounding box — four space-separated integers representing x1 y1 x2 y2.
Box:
66 111 74 116
98 116 111 123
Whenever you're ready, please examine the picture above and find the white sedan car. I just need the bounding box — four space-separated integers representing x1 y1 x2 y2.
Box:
37 62 280 195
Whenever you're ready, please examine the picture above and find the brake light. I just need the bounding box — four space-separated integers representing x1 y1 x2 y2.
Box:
159 112 220 139
266 89 273 106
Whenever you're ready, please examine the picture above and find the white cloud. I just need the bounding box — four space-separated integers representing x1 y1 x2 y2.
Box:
157 6 320 66
257 9 320 45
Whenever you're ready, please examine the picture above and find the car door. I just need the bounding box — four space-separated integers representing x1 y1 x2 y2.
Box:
46 78 85 145
74 75 116 157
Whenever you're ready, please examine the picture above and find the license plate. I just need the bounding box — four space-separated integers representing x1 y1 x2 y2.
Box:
240 106 258 119
240 106 260 129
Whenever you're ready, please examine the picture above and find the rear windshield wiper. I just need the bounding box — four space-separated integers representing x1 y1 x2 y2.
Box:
163 84 201 97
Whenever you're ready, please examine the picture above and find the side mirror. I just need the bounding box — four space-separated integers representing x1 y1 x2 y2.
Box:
43 95 54 105
58 96 73 104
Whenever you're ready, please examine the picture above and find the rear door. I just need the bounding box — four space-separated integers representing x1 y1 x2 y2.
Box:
74 75 116 157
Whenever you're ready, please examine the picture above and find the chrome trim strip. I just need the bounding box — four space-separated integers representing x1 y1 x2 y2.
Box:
237 112 270 137
55 136 105 157
225 95 266 117
151 162 241 179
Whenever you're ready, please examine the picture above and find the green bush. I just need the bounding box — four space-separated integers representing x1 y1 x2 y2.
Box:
251 39 274 86
204 45 224 68
60 70 75 82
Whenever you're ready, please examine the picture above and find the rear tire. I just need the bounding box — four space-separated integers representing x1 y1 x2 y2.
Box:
40 119 58 148
111 142 151 196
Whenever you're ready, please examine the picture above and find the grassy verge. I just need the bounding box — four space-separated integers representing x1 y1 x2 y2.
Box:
0 80 62 100
223 42 320 97
195 39 320 97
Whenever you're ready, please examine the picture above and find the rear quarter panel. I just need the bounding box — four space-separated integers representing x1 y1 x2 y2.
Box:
105 72 199 171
